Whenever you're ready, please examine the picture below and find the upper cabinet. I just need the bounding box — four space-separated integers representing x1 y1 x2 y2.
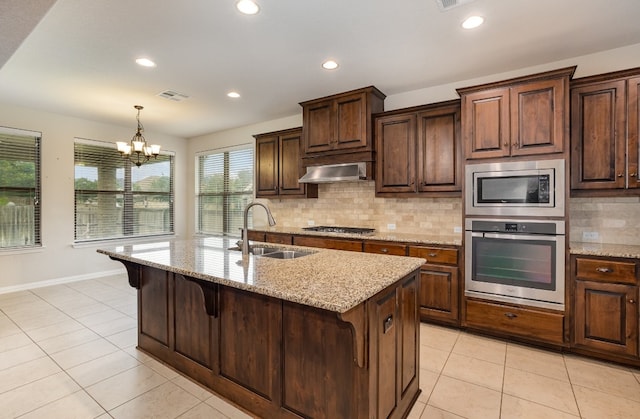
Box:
254 127 318 199
457 66 575 160
374 100 462 197
570 68 640 195
300 86 385 166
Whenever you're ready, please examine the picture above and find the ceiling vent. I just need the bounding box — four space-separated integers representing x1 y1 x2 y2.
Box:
435 0 475 11
156 90 190 102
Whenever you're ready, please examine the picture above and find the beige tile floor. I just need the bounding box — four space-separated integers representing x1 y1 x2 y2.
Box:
0 274 639 418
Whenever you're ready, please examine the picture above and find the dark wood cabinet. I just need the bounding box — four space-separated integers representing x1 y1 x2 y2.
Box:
572 255 639 358
292 235 363 252
409 246 460 326
458 66 574 160
465 299 565 345
571 68 640 195
375 101 461 196
255 127 317 199
300 86 385 166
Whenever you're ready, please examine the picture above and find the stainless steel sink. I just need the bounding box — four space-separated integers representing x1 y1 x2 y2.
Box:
228 246 313 259
259 250 313 259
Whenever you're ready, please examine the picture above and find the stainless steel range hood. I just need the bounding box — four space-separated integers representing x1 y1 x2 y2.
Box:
298 162 367 183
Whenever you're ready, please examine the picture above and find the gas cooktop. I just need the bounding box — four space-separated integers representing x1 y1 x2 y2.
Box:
302 226 376 235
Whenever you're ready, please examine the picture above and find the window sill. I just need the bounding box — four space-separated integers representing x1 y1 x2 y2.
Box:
71 234 178 249
0 245 46 256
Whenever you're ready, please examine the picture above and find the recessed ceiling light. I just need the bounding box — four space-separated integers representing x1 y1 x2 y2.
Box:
462 15 484 29
236 0 260 15
135 57 156 67
227 91 241 98
322 60 339 70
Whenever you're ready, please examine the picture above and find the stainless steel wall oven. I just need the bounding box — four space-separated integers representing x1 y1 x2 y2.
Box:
465 218 565 310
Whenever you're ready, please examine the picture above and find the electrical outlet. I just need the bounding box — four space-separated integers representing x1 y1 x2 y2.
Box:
582 231 600 241
453 226 462 233
307 220 315 226
387 223 396 230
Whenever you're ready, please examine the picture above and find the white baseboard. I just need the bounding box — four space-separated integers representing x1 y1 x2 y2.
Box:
0 268 126 295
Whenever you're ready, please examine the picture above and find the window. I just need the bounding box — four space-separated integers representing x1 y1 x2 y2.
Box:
196 146 253 236
0 126 41 249
74 138 174 242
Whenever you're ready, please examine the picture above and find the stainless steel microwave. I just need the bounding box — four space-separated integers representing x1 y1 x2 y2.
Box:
465 159 565 217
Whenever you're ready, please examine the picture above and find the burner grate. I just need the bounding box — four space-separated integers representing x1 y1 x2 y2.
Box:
302 226 376 235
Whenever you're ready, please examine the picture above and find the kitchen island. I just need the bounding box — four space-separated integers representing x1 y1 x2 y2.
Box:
98 237 425 419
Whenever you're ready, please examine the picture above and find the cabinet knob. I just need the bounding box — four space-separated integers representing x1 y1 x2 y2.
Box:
630 173 637 177
617 173 624 177
595 267 613 273
629 299 636 304
428 253 437 257
512 142 518 147
504 312 518 320
381 248 389 253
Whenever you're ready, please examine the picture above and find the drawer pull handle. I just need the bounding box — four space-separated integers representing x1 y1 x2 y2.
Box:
595 267 613 273
504 312 518 320
428 253 437 257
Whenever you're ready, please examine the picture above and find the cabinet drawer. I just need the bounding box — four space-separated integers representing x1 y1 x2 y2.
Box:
265 232 293 245
363 242 407 256
575 258 637 285
408 246 458 265
465 300 565 345
293 235 363 252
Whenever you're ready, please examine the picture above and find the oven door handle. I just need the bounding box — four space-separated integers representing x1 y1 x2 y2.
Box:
483 232 561 241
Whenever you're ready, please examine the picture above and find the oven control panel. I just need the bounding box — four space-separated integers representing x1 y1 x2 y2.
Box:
466 219 564 235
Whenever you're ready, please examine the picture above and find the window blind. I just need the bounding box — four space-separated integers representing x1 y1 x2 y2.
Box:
0 126 41 249
74 138 174 242
196 146 254 236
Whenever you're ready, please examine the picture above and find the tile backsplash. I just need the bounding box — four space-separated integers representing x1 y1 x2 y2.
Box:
570 197 640 245
256 181 462 236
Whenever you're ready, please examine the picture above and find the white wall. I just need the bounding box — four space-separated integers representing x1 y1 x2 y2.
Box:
0 103 188 292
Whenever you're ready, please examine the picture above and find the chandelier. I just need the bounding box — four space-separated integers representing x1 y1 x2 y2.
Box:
116 105 161 167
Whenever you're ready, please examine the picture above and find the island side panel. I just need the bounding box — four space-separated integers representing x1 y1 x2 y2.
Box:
282 301 368 418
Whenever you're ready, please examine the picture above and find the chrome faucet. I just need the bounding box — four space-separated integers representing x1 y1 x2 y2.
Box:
242 202 276 258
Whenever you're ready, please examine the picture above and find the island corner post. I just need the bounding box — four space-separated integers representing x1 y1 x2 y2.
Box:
104 243 422 419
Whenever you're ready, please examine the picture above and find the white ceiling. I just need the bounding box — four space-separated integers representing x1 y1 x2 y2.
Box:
2 0 640 139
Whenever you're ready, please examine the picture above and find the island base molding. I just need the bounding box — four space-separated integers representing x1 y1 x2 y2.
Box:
119 260 421 419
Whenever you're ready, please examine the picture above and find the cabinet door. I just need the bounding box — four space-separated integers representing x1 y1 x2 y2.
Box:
303 99 334 153
570 80 626 190
255 135 279 197
574 280 638 357
418 264 459 324
462 87 510 159
398 274 419 396
373 288 398 419
510 78 565 156
278 131 306 196
628 77 640 189
335 92 368 150
417 106 461 192
375 113 417 194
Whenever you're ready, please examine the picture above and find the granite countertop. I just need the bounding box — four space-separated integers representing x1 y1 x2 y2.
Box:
98 236 425 313
251 226 462 246
570 242 640 259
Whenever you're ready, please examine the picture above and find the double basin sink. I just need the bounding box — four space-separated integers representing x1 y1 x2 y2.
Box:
229 245 314 259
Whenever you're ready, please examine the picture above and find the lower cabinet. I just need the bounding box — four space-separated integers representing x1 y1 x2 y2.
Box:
409 246 460 326
572 255 639 359
465 299 565 345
